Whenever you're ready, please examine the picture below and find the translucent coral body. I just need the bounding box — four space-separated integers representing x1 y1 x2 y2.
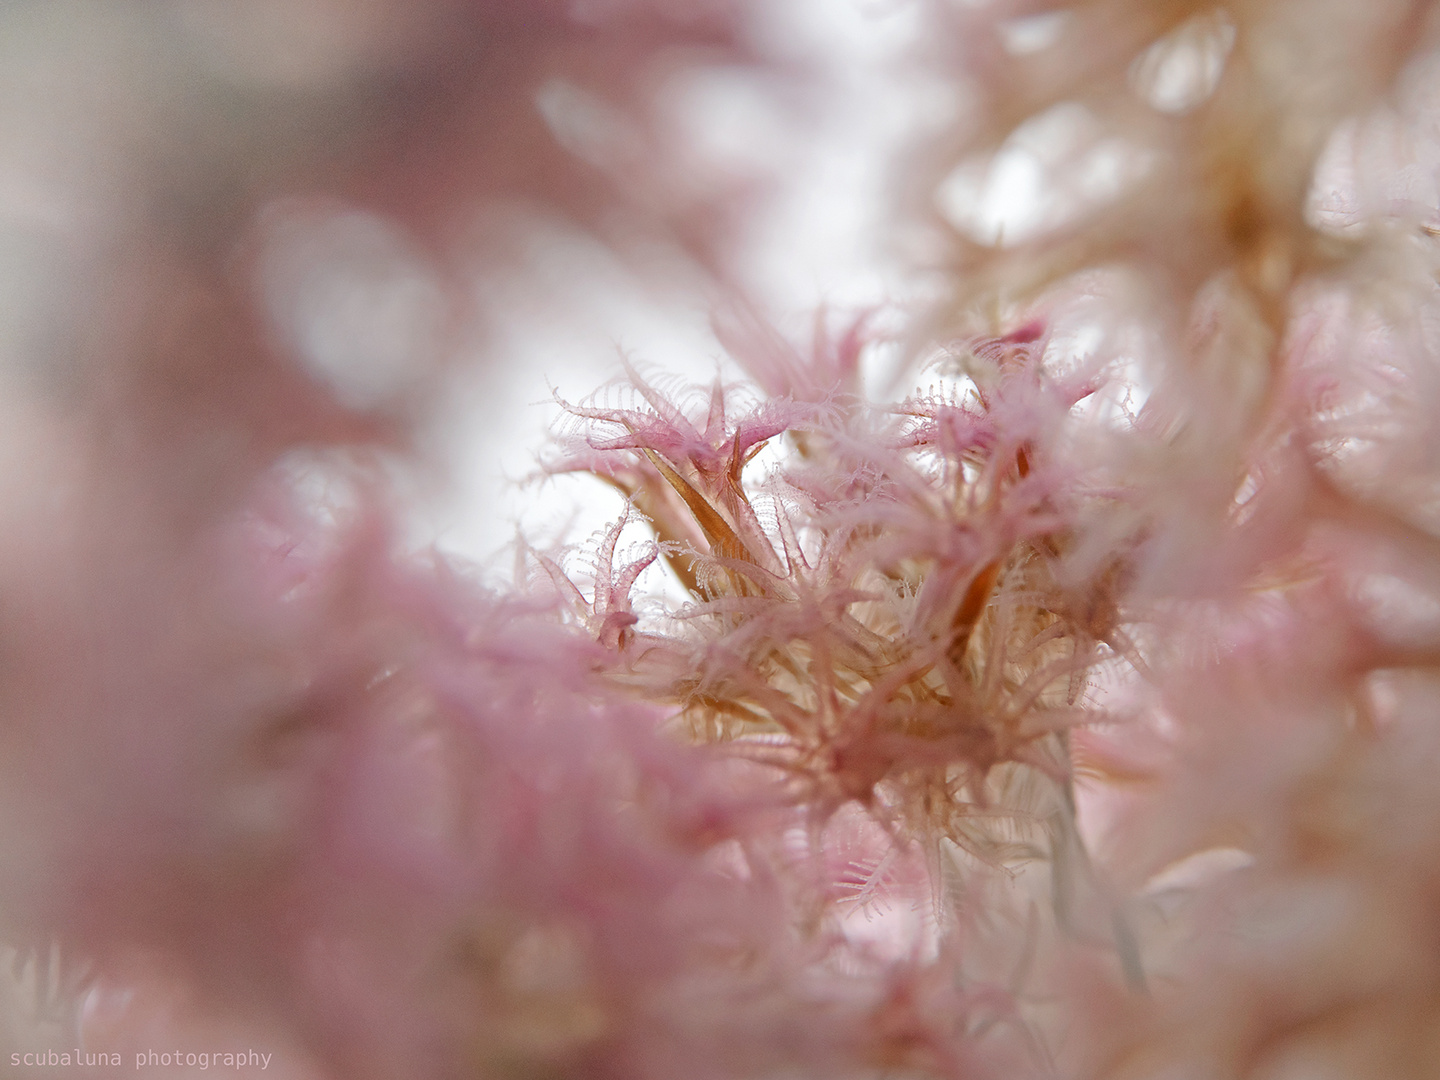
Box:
6 1 1440 1078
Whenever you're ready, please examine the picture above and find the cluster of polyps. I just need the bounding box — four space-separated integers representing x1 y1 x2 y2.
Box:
547 322 1150 992
14 0 1440 1077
